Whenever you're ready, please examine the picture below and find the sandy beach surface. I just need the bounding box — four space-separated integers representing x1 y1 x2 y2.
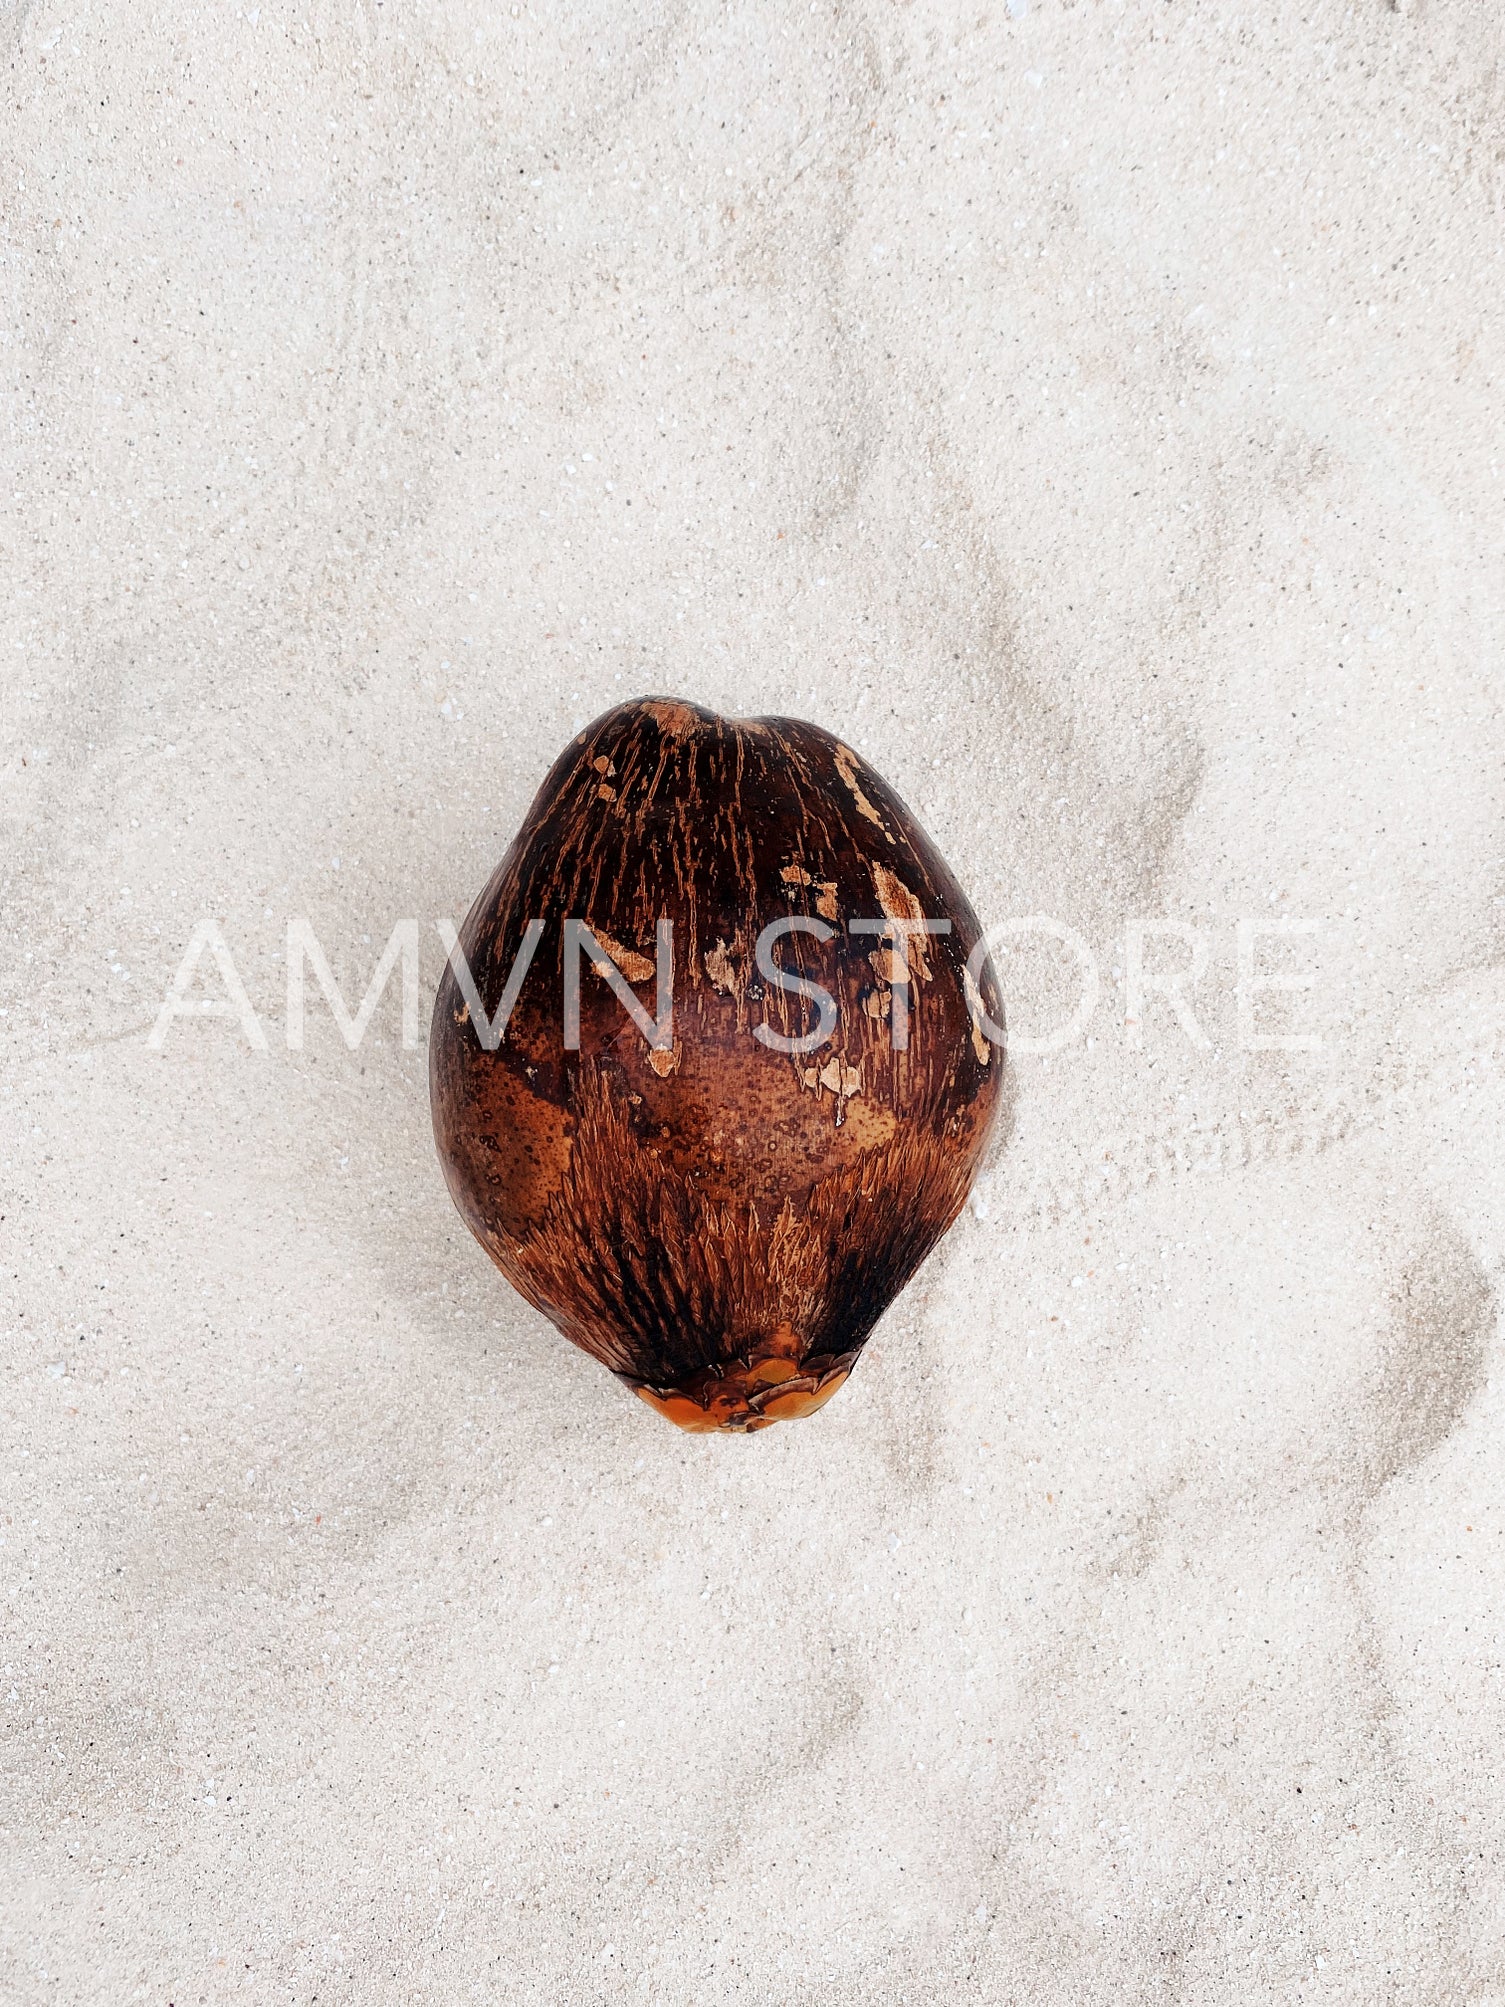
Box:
4 1 1504 1999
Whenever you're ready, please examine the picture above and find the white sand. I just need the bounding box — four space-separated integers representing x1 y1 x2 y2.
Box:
4 0 1504 1999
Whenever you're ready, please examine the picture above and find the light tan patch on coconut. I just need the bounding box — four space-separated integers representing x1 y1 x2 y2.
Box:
704 939 739 994
781 862 838 920
834 743 890 836
589 930 655 983
812 1056 862 1100
963 965 992 1064
842 1096 898 1151
640 698 701 737
704 937 752 1031
870 862 935 980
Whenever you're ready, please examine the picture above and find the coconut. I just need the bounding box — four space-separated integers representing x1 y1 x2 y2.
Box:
429 697 1004 1432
